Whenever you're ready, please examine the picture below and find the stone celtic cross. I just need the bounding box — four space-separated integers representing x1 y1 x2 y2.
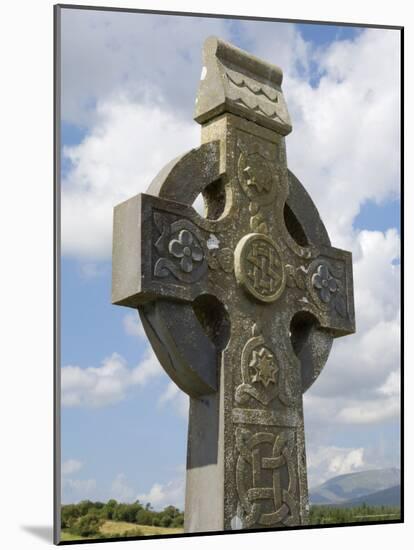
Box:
112 37 355 533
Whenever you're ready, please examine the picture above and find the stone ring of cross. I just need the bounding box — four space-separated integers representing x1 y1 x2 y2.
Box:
112 37 355 533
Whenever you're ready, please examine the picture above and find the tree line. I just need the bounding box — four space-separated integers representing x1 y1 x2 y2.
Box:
61 499 184 537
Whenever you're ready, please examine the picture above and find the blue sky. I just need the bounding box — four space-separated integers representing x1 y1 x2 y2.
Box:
59 8 400 508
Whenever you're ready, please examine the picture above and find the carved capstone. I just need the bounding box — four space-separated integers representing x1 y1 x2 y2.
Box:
194 37 292 135
112 36 355 533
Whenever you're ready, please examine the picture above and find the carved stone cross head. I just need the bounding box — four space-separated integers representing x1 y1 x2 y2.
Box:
112 36 355 533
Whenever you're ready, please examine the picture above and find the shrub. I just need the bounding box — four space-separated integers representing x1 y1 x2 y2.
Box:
61 504 80 529
136 508 154 525
69 512 103 537
102 499 118 520
160 515 172 528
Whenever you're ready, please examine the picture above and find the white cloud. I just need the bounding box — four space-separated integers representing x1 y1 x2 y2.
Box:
111 473 135 503
307 445 365 487
137 474 185 510
303 228 400 428
60 343 189 416
235 19 313 82
123 312 146 339
337 397 399 424
78 262 109 279
62 458 83 476
62 478 97 502
61 9 231 125
379 370 400 397
61 96 199 260
61 458 98 503
61 350 162 408
61 27 400 260
129 350 163 386
158 381 189 419
282 29 400 249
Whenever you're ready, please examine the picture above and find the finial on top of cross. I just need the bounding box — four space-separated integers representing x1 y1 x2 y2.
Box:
194 36 292 135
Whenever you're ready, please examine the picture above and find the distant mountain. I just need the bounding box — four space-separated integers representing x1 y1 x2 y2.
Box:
310 468 400 505
335 484 401 508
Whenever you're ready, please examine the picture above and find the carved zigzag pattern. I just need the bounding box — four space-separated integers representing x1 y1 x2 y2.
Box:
226 71 279 103
234 97 286 125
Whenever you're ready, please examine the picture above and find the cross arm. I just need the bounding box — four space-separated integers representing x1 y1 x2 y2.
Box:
304 244 355 337
285 243 355 337
112 193 210 308
285 244 355 393
112 192 220 397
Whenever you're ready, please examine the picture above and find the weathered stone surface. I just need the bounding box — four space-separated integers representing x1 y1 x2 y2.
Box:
194 36 292 135
112 37 355 533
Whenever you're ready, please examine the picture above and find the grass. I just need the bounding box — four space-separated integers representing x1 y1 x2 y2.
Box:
309 505 401 525
61 506 400 541
60 530 98 541
100 520 184 536
61 520 184 541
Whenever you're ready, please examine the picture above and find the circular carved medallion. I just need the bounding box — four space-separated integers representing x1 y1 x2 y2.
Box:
234 233 286 303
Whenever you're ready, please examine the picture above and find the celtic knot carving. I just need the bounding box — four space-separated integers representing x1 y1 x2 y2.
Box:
246 241 280 294
235 233 286 303
235 428 300 528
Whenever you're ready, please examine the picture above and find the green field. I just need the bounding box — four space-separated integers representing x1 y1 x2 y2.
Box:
61 500 185 541
61 520 184 541
309 505 401 525
102 519 183 536
61 530 93 541
60 501 400 542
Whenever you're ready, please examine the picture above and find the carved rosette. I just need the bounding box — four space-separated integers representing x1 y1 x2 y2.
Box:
235 428 300 528
307 259 347 318
285 259 348 319
153 213 208 283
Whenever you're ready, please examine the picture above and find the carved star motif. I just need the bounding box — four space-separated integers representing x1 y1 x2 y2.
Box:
243 164 271 194
249 347 278 387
